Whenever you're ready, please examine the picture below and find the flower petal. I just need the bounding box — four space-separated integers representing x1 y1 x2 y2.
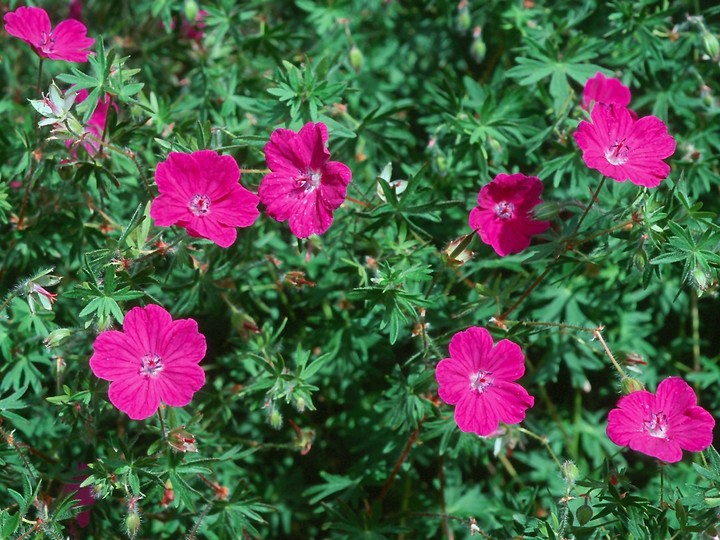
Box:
670 406 715 452
157 364 205 407
46 19 94 62
89 330 141 380
447 326 493 372
3 7 51 47
655 377 697 419
108 376 161 420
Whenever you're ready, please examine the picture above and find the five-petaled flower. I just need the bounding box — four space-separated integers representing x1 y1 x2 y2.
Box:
258 122 352 238
469 173 550 257
435 326 534 436
89 304 207 420
573 104 676 188
4 6 95 62
582 72 631 111
606 377 714 463
150 150 260 248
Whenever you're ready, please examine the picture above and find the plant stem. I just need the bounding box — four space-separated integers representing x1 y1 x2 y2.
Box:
572 176 606 236
378 422 422 502
691 289 701 393
239 168 271 174
36 59 44 96
157 407 167 440
496 266 552 322
517 426 563 469
592 326 626 379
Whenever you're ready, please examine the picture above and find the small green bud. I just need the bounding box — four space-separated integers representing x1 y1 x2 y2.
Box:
295 396 306 413
703 31 720 60
44 328 72 348
561 460 580 483
576 503 593 525
456 1 471 33
632 249 647 271
621 377 645 394
184 0 200 23
349 46 364 72
125 511 141 539
692 267 710 291
470 26 486 64
532 201 560 221
269 408 283 429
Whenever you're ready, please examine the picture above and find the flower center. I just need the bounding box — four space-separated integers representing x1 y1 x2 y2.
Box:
139 353 163 378
38 31 56 51
189 194 211 216
643 411 668 439
295 170 322 192
469 370 494 394
494 201 515 220
605 138 630 165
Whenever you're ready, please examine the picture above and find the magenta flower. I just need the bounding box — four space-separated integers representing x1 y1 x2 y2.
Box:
435 327 534 436
150 150 260 248
582 72 631 111
3 6 94 62
573 104 676 188
606 377 714 463
89 304 206 420
468 173 550 257
259 122 352 238
66 89 114 157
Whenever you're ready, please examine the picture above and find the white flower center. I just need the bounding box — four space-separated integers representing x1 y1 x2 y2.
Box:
38 31 56 51
494 201 514 220
469 370 494 394
139 353 163 378
643 411 668 439
295 170 322 192
189 194 211 216
605 138 630 165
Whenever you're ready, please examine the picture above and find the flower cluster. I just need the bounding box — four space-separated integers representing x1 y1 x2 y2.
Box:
574 72 676 188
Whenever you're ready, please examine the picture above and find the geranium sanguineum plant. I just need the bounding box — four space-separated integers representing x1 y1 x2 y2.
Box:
573 104 676 188
150 150 260 248
606 377 714 463
259 122 352 238
3 6 95 62
66 89 115 157
89 305 207 420
582 72 632 111
469 173 550 256
435 326 534 436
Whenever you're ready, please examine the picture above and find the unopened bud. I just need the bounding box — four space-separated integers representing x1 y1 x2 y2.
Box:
703 30 720 60
456 1 471 33
295 396 306 413
561 460 580 483
125 511 141 538
184 0 200 23
349 46 364 72
576 502 593 525
44 328 72 348
531 201 560 221
692 267 710 291
269 408 283 429
470 26 486 63
620 377 645 394
632 249 647 270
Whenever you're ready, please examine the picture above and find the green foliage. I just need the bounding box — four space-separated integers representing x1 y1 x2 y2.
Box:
1 0 720 538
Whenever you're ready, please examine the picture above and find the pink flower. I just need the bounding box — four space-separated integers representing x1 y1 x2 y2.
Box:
180 9 209 41
573 104 676 188
582 72 631 111
435 327 534 436
63 465 94 530
150 150 260 248
66 89 114 157
606 377 714 463
3 6 94 62
259 122 352 238
468 173 550 257
89 304 206 420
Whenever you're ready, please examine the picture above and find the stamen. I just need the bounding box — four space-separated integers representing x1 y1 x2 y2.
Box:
139 353 163 378
189 194 211 216
494 201 514 220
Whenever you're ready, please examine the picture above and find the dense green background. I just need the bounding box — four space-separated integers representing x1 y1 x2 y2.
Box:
1 0 720 538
